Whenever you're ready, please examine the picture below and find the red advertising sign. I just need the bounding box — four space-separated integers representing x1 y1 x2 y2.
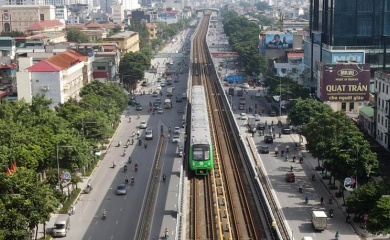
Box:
211 52 239 58
320 64 370 102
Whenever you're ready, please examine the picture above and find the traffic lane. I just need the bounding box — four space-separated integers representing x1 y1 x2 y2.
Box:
254 134 358 239
150 142 183 239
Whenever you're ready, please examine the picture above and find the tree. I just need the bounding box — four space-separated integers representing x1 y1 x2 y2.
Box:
288 98 333 126
0 31 25 37
66 29 90 43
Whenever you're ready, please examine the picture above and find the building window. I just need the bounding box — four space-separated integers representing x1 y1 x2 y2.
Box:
349 102 354 112
40 14 44 21
341 102 346 111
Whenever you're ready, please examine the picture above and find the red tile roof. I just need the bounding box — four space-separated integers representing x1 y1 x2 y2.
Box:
26 20 64 31
28 60 62 72
85 22 102 29
28 50 88 72
0 63 16 70
288 53 304 58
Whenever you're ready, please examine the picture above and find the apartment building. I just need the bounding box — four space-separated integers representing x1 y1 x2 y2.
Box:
374 71 390 151
104 31 139 56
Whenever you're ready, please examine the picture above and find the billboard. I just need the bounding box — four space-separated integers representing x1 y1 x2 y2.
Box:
265 33 293 49
320 64 370 102
322 50 365 64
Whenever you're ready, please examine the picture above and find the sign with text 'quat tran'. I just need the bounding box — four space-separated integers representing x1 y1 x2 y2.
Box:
320 64 370 102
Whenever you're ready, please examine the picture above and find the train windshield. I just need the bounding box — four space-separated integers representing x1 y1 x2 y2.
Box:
193 145 210 161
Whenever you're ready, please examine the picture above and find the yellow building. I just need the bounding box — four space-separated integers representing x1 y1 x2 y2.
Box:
104 31 139 56
0 5 56 32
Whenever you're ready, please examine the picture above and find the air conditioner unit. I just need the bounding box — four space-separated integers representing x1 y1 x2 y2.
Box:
41 85 49 91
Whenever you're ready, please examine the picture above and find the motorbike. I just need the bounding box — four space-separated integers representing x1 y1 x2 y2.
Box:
131 178 134 185
311 174 316 181
124 166 127 172
112 162 116 168
305 196 309 204
102 210 106 220
298 186 303 193
179 151 183 157
346 215 351 223
329 209 334 218
125 177 129 184
128 157 132 164
135 164 138 172
162 174 167 182
122 150 126 157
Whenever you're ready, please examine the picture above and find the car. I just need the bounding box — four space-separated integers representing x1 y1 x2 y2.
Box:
253 114 261 121
139 121 147 129
152 91 158 97
241 83 250 89
264 135 273 143
174 127 180 134
156 86 162 91
136 105 143 111
160 82 165 87
116 184 127 195
285 172 295 183
238 104 245 110
174 78 179 82
248 125 257 133
141 81 148 87
282 125 292 134
176 96 182 102
145 128 153 140
155 98 162 104
239 113 248 120
157 107 164 114
255 92 261 98
172 135 180 143
259 145 269 154
257 123 266 130
269 110 277 116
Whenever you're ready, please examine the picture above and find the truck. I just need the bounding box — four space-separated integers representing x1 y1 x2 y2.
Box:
52 214 70 237
167 87 173 97
228 87 234 96
311 210 327 231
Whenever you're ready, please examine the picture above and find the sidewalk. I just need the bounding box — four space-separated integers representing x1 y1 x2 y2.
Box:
288 133 389 240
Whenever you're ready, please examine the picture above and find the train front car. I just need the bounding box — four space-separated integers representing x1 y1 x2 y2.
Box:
189 86 214 175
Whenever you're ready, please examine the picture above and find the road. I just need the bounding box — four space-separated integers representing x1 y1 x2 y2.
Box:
207 21 361 240
62 28 194 240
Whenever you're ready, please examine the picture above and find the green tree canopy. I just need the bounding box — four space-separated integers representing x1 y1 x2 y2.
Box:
66 28 90 43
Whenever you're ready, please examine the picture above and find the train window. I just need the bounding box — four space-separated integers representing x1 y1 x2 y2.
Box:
193 148 203 160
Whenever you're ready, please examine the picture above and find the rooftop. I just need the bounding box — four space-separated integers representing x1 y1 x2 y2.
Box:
107 31 136 39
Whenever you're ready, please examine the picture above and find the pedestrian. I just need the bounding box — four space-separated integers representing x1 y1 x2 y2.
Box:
144 143 147 148
139 139 142 146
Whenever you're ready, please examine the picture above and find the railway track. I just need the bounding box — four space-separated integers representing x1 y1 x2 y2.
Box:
189 15 267 240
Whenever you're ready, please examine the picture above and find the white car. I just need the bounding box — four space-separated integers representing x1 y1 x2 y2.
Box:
239 113 248 120
139 121 147 129
160 82 165 87
253 114 261 121
172 136 180 143
145 128 153 140
156 86 162 91
241 83 250 89
173 127 180 134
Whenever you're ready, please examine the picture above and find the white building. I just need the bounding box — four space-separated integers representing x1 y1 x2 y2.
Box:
111 2 123 24
16 50 92 108
374 71 390 151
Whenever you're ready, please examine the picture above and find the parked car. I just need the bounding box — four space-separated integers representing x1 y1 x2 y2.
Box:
264 135 273 143
172 135 180 143
136 105 143 111
152 92 158 97
174 127 180 134
257 123 266 130
269 110 277 116
239 113 248 120
116 184 127 195
259 145 269 154
253 114 261 121
139 121 147 129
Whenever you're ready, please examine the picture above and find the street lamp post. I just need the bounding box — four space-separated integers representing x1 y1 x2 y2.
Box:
56 143 73 191
279 76 282 117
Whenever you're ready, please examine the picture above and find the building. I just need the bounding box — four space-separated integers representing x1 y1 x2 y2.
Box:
373 71 390 151
0 37 16 60
145 22 157 41
0 5 56 32
0 0 44 5
16 50 91 107
25 20 65 35
111 2 124 24
104 31 139 56
304 0 390 113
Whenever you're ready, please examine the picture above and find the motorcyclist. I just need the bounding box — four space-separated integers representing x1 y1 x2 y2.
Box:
274 147 279 156
102 209 106 219
118 141 121 147
125 176 129 184
124 165 127 172
305 195 309 204
164 228 169 238
131 176 134 184
329 209 334 217
292 156 296 162
298 185 303 193
112 161 116 168
168 126 171 133
128 156 132 164
135 163 138 171
123 149 126 156
162 174 167 182
290 165 293 172
311 174 316 180
320 197 324 205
